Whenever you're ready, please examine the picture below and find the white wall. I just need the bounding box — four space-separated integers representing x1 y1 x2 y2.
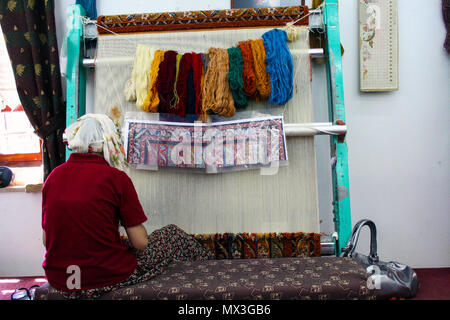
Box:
339 0 450 267
0 0 448 276
0 192 44 276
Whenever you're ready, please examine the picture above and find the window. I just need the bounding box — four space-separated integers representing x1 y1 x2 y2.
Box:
0 25 42 167
0 25 42 187
0 106 42 166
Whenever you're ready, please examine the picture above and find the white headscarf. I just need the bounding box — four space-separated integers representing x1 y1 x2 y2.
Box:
65 114 128 171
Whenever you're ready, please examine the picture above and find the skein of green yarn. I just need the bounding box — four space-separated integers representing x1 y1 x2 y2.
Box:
227 47 248 109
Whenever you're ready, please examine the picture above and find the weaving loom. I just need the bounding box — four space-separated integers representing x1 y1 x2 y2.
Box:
95 23 319 235
36 1 369 300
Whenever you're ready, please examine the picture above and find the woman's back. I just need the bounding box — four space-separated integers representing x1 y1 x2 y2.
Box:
42 152 147 291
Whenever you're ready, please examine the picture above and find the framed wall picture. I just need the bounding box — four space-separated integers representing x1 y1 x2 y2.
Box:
359 0 399 91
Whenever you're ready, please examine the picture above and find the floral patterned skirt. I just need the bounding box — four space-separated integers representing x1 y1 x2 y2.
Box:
58 224 213 299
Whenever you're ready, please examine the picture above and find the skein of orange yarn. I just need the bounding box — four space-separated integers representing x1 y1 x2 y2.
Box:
202 48 236 119
238 40 257 97
249 39 271 100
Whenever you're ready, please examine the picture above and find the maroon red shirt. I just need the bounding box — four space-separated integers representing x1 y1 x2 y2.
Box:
42 153 147 291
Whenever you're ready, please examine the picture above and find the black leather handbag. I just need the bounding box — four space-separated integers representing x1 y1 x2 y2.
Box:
340 219 419 299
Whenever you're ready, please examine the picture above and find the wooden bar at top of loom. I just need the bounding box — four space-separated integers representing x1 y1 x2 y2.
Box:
95 6 310 35
84 5 323 67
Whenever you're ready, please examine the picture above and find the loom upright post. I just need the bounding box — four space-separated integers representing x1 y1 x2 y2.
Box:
66 4 87 160
324 0 352 255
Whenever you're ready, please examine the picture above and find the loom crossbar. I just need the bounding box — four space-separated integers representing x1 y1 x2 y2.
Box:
82 48 324 68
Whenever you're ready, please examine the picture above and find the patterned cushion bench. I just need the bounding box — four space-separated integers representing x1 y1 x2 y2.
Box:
35 257 377 300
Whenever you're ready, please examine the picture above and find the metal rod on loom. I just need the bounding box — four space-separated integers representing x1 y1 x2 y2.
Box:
81 48 324 68
284 123 346 137
320 235 336 256
62 122 345 144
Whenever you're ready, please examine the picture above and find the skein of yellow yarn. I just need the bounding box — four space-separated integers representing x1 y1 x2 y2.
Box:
249 39 271 100
142 50 165 113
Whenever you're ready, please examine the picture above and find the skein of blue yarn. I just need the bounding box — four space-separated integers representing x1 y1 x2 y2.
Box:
262 29 294 105
76 0 97 19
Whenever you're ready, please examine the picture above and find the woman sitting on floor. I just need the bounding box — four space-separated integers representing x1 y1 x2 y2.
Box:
41 114 212 299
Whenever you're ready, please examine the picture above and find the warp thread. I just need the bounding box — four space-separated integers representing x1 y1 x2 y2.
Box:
238 40 257 97
156 50 178 113
262 29 293 105
202 47 235 119
227 47 247 109
142 50 165 113
249 39 271 100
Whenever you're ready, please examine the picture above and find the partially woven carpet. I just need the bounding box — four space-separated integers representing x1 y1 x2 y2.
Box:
96 6 309 34
194 232 321 259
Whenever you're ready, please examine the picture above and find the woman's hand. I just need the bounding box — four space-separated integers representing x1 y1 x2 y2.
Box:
125 224 148 251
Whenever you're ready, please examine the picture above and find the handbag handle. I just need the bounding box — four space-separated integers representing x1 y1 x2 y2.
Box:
341 219 379 264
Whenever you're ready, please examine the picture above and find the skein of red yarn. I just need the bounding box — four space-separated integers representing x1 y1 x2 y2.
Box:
156 50 178 113
191 53 204 116
174 53 192 118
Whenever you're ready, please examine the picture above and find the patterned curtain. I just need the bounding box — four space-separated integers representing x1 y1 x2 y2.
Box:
0 0 65 180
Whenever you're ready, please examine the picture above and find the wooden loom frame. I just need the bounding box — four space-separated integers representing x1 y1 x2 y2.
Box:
65 1 351 255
